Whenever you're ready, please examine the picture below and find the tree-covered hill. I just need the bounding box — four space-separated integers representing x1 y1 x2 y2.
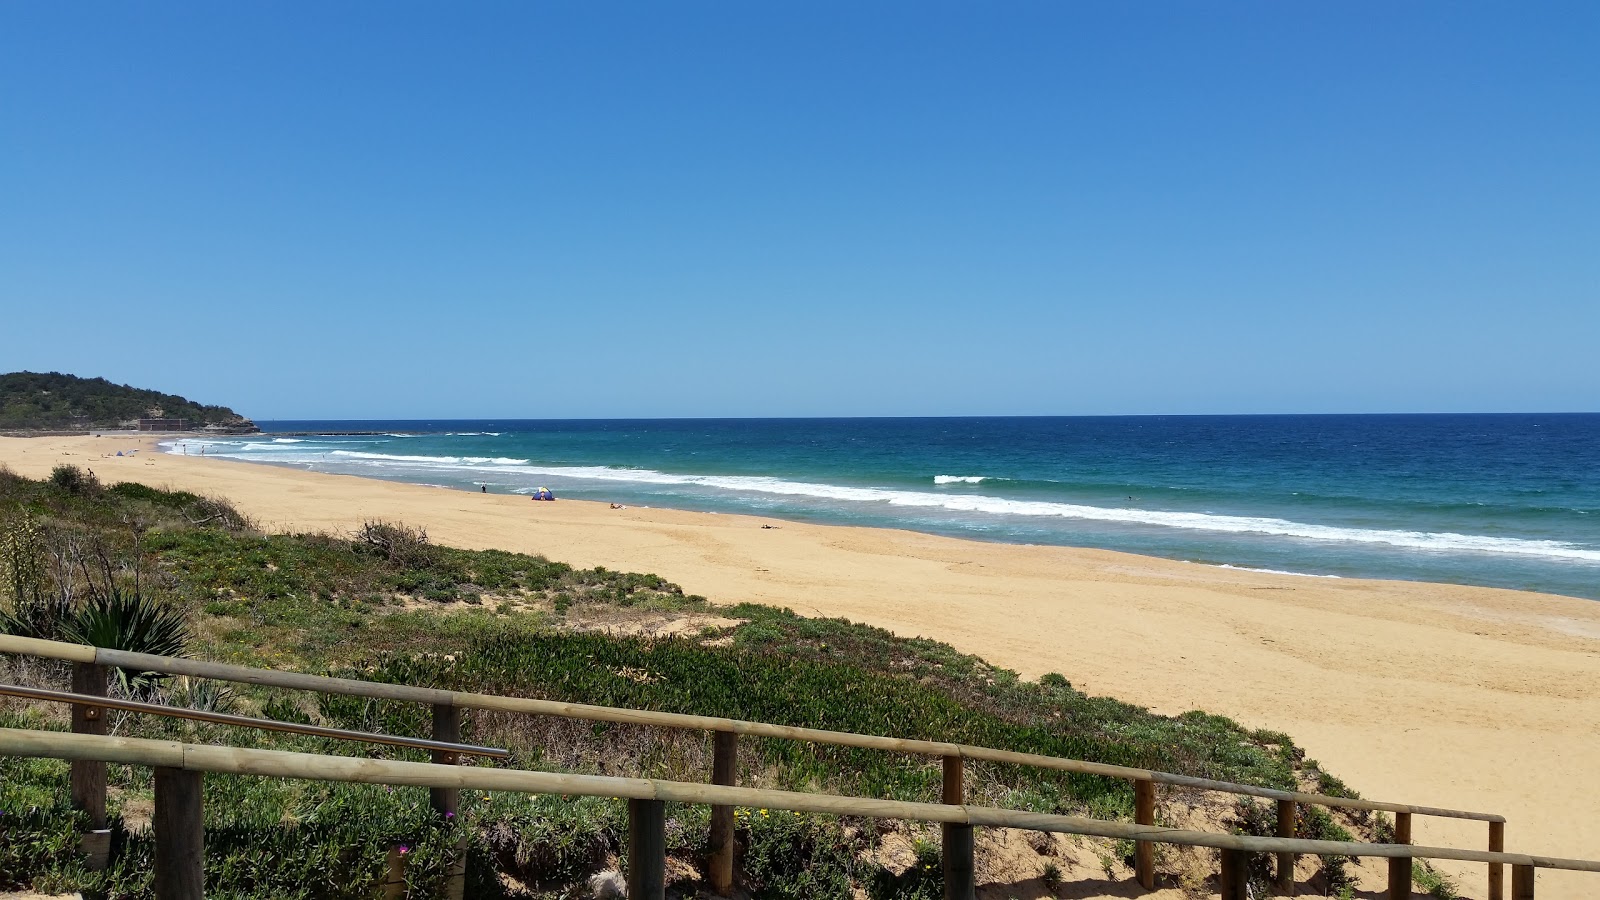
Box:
0 371 256 431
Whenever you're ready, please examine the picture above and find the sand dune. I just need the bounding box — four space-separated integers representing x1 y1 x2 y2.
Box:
4 434 1598 898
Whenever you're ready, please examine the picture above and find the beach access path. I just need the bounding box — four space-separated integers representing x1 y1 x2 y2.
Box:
4 434 1599 898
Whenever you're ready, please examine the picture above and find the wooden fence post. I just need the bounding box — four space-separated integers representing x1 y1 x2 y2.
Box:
1490 821 1505 900
1511 864 1534 900
70 662 111 871
429 703 461 815
942 755 975 900
1274 798 1296 896
153 767 204 900
708 731 738 895
1219 848 1249 900
1388 811 1412 899
628 798 667 900
430 703 466 900
1134 779 1156 890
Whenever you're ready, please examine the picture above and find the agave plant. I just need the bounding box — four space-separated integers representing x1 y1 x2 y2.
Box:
62 585 191 696
171 676 238 713
0 594 74 641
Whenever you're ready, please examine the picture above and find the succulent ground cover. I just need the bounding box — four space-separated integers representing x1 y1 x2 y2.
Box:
0 467 1394 899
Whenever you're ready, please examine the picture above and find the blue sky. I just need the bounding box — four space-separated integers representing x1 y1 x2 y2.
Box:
2 2 1595 418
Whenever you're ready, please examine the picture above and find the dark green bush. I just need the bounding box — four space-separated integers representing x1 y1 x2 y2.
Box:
740 810 863 900
49 464 100 496
0 757 85 890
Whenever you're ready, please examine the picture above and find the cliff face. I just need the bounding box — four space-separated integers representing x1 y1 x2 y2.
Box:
0 371 258 432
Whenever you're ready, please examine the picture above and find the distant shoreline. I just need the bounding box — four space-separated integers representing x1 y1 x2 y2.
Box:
0 428 258 438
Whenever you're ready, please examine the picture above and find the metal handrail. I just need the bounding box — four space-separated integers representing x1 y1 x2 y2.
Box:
0 683 509 759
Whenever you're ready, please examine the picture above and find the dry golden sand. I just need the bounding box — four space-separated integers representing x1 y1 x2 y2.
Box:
5 435 1600 898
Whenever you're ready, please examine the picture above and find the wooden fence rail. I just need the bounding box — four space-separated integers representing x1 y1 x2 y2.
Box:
0 633 1511 898
4 729 1595 900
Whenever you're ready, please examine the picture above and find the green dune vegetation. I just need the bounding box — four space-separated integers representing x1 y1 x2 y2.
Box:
0 371 256 432
0 466 1435 899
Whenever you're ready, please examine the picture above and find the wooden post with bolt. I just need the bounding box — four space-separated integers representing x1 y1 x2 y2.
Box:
708 731 738 895
1388 811 1413 899
942 755 975 900
70 661 111 870
1275 798 1296 896
429 703 461 815
1134 779 1157 889
430 703 466 900
1490 820 1506 900
153 766 204 900
628 798 667 900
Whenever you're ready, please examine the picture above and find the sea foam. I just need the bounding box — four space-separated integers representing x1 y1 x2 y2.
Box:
1209 563 1340 578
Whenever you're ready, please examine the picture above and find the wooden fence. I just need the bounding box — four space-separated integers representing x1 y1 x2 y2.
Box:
0 633 1550 899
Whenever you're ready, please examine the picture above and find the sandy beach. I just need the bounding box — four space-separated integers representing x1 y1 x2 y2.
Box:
4 434 1598 898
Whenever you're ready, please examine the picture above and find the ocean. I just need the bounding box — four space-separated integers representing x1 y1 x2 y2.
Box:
165 415 1600 600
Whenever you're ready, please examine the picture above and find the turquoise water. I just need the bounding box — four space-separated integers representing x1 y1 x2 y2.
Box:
167 415 1600 600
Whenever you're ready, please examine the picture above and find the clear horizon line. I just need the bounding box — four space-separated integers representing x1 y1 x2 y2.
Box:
249 410 1600 423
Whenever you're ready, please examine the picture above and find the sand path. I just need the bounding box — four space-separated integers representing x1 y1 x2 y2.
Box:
4 435 1598 898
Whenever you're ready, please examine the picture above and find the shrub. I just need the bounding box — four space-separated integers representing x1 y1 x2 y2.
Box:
1413 861 1461 899
354 521 435 568
1302 804 1356 892
483 794 621 885
740 810 862 900
187 495 255 531
0 515 68 639
0 760 85 890
48 464 100 496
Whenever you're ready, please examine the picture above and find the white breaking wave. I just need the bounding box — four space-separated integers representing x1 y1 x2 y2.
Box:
329 450 529 466
1209 564 1341 578
934 475 988 484
162 444 1600 564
